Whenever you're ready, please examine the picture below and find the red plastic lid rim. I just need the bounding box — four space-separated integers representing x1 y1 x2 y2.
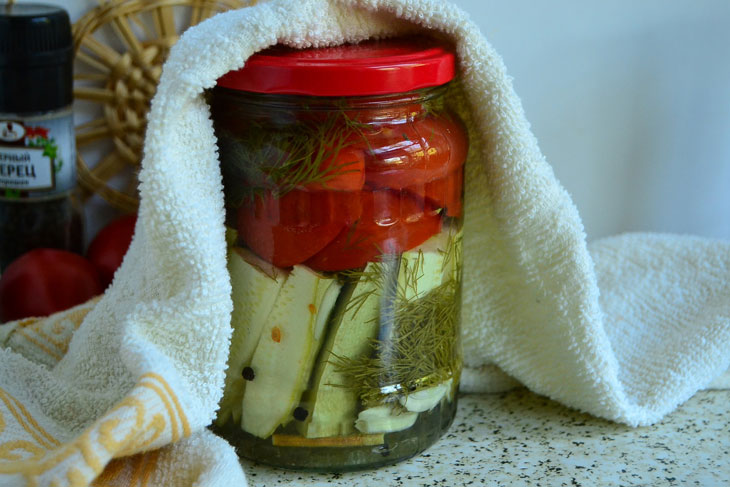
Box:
217 36 456 97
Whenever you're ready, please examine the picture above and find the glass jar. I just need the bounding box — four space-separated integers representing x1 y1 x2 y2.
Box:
0 4 82 270
209 37 467 471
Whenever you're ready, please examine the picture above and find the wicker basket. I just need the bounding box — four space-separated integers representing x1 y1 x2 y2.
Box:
73 0 252 212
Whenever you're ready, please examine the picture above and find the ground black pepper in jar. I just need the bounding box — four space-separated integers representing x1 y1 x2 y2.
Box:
0 3 82 270
209 37 468 471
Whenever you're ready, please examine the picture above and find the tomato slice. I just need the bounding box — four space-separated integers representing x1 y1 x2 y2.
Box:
237 189 361 268
305 190 442 272
407 167 464 218
343 103 424 123
299 146 365 191
361 112 468 190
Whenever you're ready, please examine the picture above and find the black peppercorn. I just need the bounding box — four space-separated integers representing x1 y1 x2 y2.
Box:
241 366 255 381
293 407 308 421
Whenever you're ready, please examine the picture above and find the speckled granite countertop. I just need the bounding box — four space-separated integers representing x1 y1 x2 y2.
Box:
241 389 729 486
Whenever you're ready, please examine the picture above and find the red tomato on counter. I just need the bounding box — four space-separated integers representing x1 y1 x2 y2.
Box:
87 214 137 289
0 249 103 323
305 189 442 272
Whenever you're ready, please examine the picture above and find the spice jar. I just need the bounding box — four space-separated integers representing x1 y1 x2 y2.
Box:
0 3 82 270
209 37 468 471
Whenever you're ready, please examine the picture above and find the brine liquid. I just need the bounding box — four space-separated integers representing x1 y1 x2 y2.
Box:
210 85 467 471
215 220 462 471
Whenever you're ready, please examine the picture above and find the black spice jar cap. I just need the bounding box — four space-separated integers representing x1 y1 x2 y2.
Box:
0 3 73 114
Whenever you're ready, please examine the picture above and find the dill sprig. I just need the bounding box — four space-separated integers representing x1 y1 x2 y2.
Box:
265 115 359 194
339 261 388 317
218 111 365 205
397 250 426 301
331 228 463 406
439 229 463 282
333 278 461 407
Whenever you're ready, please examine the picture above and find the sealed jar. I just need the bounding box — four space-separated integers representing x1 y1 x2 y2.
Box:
0 4 82 270
209 37 467 471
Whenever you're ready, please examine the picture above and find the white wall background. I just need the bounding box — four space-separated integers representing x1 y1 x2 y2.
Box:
20 0 730 242
452 0 730 241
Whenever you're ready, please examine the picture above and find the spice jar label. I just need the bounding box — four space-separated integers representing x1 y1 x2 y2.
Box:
0 145 54 191
0 112 76 199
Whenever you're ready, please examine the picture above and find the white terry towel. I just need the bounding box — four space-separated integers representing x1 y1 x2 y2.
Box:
1 0 729 485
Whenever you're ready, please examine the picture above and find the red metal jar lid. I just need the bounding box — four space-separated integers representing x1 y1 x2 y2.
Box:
216 36 456 96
